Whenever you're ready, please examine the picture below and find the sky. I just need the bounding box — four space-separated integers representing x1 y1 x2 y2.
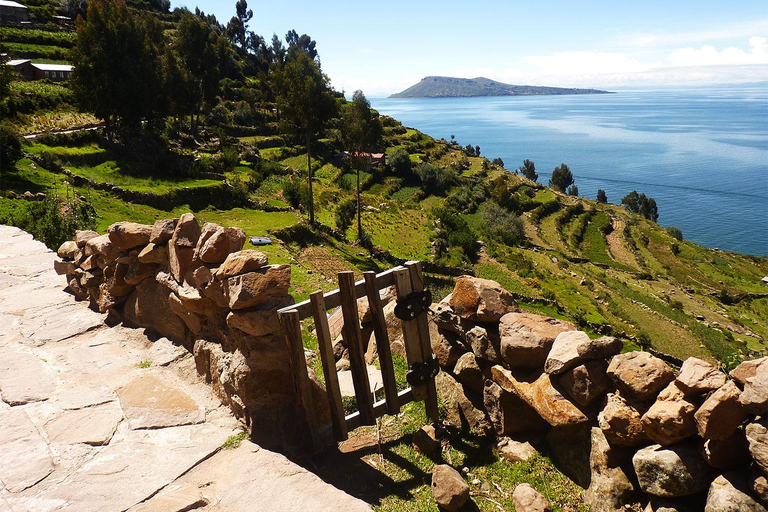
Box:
172 0 768 96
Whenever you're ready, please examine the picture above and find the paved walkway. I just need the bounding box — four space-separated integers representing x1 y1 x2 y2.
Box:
0 226 371 512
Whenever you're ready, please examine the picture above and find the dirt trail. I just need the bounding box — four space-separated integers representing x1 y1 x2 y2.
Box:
606 218 637 268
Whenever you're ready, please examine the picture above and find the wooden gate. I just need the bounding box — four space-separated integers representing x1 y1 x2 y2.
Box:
278 261 439 452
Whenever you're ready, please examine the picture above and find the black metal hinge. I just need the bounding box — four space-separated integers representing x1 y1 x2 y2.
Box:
406 356 440 387
394 290 432 321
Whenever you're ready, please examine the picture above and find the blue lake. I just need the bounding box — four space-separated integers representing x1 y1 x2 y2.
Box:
371 86 768 256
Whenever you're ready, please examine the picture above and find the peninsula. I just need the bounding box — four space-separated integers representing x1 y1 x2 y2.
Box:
390 76 611 98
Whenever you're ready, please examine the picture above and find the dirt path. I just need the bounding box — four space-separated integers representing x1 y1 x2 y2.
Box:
606 218 637 268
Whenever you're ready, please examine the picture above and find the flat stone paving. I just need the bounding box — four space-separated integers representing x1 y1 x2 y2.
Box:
0 226 371 512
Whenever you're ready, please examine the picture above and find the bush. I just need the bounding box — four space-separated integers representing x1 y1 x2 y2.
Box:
549 163 573 192
666 226 683 241
282 177 309 210
388 147 412 177
0 196 96 250
433 207 477 264
0 123 22 167
480 201 525 246
335 199 356 232
416 163 457 196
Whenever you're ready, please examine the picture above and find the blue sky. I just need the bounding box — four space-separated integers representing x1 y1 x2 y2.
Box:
173 0 768 96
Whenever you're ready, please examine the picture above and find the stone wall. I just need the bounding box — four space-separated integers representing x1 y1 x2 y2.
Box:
431 275 768 511
54 213 313 453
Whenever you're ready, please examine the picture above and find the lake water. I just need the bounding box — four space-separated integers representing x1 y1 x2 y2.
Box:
371 86 768 256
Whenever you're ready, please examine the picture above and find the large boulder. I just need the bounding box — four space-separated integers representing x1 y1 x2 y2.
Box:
676 357 726 395
483 379 546 435
432 330 466 370
545 332 621 375
168 213 201 284
746 418 768 476
632 443 711 497
700 430 752 471
57 240 78 259
226 296 294 337
214 250 270 280
108 221 152 251
429 298 472 335
436 371 487 432
149 218 178 245
642 381 698 446
558 360 610 407
499 312 576 370
731 357 768 387
137 243 167 266
598 392 649 447
85 234 122 265
454 352 484 395
75 229 99 248
705 472 768 512
226 265 291 310
431 465 469 512
449 276 518 323
513 484 551 512
607 351 675 402
496 437 537 463
583 427 637 512
466 325 502 364
695 380 746 440
740 362 768 415
122 278 187 343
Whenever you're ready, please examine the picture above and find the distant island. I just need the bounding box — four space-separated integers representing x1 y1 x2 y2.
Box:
390 76 611 98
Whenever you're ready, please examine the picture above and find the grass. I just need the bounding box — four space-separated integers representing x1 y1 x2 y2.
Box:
221 431 248 449
137 360 152 368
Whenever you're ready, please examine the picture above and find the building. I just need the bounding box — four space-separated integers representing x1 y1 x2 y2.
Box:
334 151 386 167
0 0 29 23
7 59 73 81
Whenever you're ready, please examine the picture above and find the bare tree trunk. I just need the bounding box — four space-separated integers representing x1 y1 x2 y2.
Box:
306 132 314 224
356 167 361 241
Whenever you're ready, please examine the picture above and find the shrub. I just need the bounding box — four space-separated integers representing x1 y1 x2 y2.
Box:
480 201 525 246
0 123 22 167
282 177 309 210
388 147 412 177
415 163 457 196
335 199 356 232
666 226 683 241
549 163 573 192
433 207 477 264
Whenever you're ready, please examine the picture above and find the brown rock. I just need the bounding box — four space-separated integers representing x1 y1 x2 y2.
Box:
454 352 484 395
168 213 201 283
169 293 202 333
86 234 122 265
199 226 246 264
642 381 698 446
123 278 187 342
226 296 294 337
751 471 768 505
80 254 98 271
412 425 440 455
598 392 649 447
484 379 546 435
700 430 751 470
731 357 768 387
195 222 220 256
632 443 711 497
695 381 746 440
429 298 472 335
124 258 157 286
54 259 75 276
192 265 213 288
529 372 589 426
108 221 152 250
215 250 270 280
466 325 502 363
226 265 291 310
512 483 551 512
75 229 99 247
149 218 178 245
432 330 466 370
558 360 610 407
545 332 622 375
546 423 593 488
583 427 638 512
449 276 518 323
496 437 537 462
436 371 487 432
740 362 768 415
607 351 675 402
431 465 469 512
746 418 768 476
705 472 768 512
57 240 78 259
499 312 576 370
138 243 167 265
676 357 726 395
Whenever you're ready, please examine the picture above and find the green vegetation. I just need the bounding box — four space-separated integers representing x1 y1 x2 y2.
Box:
137 360 152 368
221 431 248 449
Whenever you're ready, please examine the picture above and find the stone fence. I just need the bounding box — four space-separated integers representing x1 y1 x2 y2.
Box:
54 213 321 453
429 276 768 511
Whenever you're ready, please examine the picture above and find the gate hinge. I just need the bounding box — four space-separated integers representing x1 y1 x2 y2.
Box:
394 290 432 321
406 356 440 387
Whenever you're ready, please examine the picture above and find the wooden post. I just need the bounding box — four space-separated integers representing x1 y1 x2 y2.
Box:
405 261 440 422
338 271 375 426
363 271 399 415
310 291 348 441
393 267 428 401
278 310 321 452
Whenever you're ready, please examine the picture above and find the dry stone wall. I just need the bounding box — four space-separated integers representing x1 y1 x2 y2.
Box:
431 275 768 511
54 213 314 453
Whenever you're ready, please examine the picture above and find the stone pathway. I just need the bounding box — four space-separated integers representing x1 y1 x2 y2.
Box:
0 226 371 512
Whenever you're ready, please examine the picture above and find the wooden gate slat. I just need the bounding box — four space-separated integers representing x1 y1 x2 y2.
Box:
343 388 414 431
363 271 399 415
278 310 321 452
309 291 348 441
393 267 428 401
338 271 375 426
405 261 440 422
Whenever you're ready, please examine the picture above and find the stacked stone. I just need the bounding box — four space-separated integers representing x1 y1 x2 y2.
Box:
54 213 307 452
431 275 768 512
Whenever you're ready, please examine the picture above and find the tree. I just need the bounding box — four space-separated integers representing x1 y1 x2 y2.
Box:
596 189 607 203
416 163 457 196
492 157 504 168
341 90 383 240
273 51 336 224
388 147 412 177
519 159 537 181
335 199 356 233
567 184 579 196
549 163 574 193
71 0 165 137
621 190 659 222
285 30 318 61
226 0 253 50
0 48 12 103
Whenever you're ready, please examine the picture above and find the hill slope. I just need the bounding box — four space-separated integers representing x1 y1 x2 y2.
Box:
390 76 611 98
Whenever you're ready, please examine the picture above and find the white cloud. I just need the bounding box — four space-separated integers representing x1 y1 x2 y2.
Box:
618 20 768 48
667 37 768 66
